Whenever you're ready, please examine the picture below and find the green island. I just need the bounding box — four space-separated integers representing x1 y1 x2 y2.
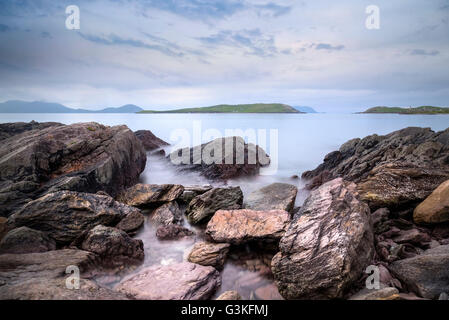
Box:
138 103 302 114
361 106 449 114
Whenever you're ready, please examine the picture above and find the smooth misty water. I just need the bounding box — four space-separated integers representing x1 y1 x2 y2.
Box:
1 113 448 299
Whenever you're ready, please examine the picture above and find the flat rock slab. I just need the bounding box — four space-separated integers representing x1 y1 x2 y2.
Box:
117 184 184 207
244 183 298 212
115 262 221 300
206 209 290 245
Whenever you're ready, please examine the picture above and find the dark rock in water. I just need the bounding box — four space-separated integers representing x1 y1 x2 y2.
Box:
0 122 146 216
150 201 183 225
0 249 127 299
389 245 449 299
168 136 270 180
117 183 184 208
302 127 449 210
156 224 195 240
186 187 243 224
272 178 374 300
134 130 169 151
244 183 297 212
115 210 144 235
187 242 230 269
0 226 56 254
179 185 213 204
80 225 144 267
413 179 449 225
7 191 139 244
216 291 241 300
115 262 221 300
206 209 290 245
0 120 61 141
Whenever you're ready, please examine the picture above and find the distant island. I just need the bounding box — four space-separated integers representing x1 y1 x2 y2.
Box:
361 106 449 114
138 103 302 114
293 106 318 113
0 100 143 113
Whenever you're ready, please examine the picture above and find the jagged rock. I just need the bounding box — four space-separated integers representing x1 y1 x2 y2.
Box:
244 183 297 212
272 178 374 300
0 122 146 216
80 225 144 267
7 191 139 244
302 127 449 210
389 244 449 299
414 179 449 224
156 224 195 240
188 242 230 269
0 226 56 254
134 130 169 151
179 185 213 204
115 262 220 300
0 120 61 141
150 201 183 225
206 209 290 245
117 184 184 207
168 136 270 180
115 210 144 235
186 187 243 224
216 291 241 300
349 287 399 300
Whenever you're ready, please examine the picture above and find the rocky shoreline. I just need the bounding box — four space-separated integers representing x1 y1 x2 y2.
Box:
0 121 448 300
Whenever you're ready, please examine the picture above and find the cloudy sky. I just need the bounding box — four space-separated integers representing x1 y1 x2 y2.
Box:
0 0 448 112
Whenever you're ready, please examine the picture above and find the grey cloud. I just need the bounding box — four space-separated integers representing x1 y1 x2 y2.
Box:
315 43 345 51
410 49 440 56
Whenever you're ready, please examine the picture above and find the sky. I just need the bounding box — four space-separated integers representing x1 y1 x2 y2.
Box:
0 0 448 113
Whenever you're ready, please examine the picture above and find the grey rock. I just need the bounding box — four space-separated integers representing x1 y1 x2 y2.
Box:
244 183 298 212
134 130 169 151
0 226 56 254
150 201 183 225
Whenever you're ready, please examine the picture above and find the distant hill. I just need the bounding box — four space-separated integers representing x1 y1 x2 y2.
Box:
139 103 302 114
293 106 318 113
361 106 449 114
0 100 144 113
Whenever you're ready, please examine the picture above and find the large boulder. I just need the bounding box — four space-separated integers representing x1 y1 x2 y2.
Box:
7 191 140 244
186 187 243 224
187 242 230 269
150 201 183 225
0 121 146 216
117 184 184 207
115 262 221 300
389 245 449 299
272 178 374 299
168 136 270 180
0 226 56 254
206 209 290 245
0 120 61 141
134 130 169 151
80 225 144 267
413 179 449 224
244 183 297 212
302 127 449 210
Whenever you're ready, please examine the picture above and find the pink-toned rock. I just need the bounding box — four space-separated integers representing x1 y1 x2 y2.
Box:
254 284 284 300
115 262 220 300
206 209 290 245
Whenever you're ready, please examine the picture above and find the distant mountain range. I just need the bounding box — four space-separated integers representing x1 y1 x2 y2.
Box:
0 101 143 113
293 106 318 113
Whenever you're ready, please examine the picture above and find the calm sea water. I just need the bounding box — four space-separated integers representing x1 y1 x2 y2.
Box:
2 113 448 299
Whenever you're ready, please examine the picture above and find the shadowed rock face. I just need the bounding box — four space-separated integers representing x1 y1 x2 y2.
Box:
115 262 221 300
0 226 56 254
272 178 374 300
244 183 298 212
302 127 449 210
389 245 449 299
186 187 243 224
168 136 270 180
134 130 169 151
7 191 140 244
116 184 184 208
0 122 146 216
206 209 290 245
115 210 144 235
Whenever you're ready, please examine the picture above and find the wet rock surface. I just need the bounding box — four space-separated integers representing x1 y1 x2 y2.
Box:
244 183 298 212
169 136 270 180
134 129 169 151
115 262 221 300
206 209 290 245
187 242 230 269
186 187 243 224
117 184 184 208
272 178 374 299
0 122 146 217
0 226 56 254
